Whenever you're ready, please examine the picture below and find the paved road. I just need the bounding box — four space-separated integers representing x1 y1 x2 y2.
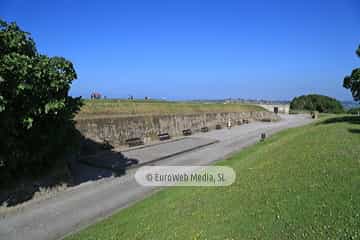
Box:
84 137 219 169
0 114 312 240
123 137 218 165
74 137 218 183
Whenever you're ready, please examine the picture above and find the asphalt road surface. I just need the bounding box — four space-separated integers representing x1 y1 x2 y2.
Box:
0 114 312 240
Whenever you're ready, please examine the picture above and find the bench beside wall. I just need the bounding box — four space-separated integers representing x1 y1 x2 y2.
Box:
76 111 279 147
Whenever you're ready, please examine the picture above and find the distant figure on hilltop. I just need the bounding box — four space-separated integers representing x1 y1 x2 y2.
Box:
91 92 101 99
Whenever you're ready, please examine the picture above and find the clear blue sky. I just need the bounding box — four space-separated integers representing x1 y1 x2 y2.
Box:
1 0 359 100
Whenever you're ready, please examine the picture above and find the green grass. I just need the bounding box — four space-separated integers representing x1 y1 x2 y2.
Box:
76 99 265 119
66 115 360 240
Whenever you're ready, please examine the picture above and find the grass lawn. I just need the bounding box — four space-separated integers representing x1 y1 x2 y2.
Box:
76 99 264 118
66 115 360 240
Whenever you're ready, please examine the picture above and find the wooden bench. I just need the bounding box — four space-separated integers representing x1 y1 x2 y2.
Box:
182 129 192 136
125 137 144 147
201 126 209 132
101 139 114 150
215 124 222 130
261 118 272 122
158 132 170 141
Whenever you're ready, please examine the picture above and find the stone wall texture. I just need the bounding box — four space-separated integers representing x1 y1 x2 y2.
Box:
75 111 280 146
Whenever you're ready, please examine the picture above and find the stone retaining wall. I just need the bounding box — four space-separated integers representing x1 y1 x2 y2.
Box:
75 111 280 146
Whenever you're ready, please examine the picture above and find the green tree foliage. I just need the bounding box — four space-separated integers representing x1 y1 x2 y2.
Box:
0 20 82 182
343 45 360 101
290 94 344 113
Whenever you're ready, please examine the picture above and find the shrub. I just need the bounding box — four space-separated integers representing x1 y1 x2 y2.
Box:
290 94 344 113
0 20 82 184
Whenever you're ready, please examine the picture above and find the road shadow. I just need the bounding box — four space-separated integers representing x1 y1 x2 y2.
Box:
70 137 138 184
319 115 360 125
317 115 360 135
348 128 360 134
0 135 138 207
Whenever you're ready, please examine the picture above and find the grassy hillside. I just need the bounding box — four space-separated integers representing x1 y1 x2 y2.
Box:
66 115 360 240
76 99 265 119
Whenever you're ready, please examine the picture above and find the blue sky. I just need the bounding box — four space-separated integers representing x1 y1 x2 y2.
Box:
1 0 359 100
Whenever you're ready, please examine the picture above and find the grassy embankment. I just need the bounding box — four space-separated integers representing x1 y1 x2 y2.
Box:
67 115 360 240
76 99 265 119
